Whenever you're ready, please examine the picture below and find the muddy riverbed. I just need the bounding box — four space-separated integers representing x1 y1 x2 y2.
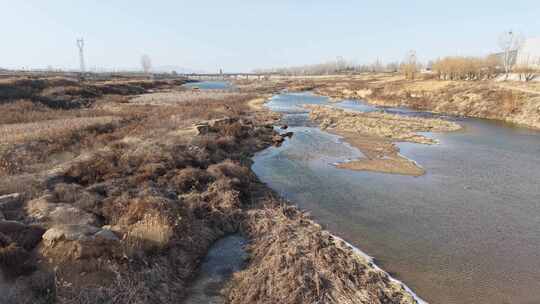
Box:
252 92 540 304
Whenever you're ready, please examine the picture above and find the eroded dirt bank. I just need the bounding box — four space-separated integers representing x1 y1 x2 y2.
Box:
0 76 419 304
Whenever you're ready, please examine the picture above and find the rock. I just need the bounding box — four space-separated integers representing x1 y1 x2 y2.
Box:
26 196 99 227
280 124 288 130
94 229 119 242
41 225 120 260
282 131 294 138
0 193 21 211
42 225 100 245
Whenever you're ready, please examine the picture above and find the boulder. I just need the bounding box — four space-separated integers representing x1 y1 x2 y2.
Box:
41 225 120 261
42 225 100 244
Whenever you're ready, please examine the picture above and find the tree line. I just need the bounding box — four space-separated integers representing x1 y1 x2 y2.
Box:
254 31 539 82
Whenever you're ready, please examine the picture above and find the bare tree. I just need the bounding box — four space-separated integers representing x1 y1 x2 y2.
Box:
432 56 499 81
498 31 524 79
140 54 152 74
515 56 540 82
400 50 418 80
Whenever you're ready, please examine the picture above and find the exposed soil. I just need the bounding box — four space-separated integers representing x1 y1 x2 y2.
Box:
333 131 425 176
304 104 460 176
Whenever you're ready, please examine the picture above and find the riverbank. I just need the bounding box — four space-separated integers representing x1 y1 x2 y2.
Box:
287 74 540 129
0 77 421 304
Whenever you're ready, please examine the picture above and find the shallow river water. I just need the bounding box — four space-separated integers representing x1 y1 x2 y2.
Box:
252 92 540 304
184 235 248 304
183 81 233 90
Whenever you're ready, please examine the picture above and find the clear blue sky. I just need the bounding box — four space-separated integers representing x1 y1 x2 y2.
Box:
1 0 539 72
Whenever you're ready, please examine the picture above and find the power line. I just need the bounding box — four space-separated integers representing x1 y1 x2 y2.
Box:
76 38 85 73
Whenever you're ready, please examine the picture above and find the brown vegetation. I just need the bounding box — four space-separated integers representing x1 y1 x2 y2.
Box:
0 75 419 304
228 204 416 304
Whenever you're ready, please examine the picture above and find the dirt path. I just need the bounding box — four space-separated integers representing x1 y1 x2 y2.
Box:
497 83 540 95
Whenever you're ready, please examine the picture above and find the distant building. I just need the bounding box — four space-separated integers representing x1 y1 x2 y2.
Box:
516 37 540 68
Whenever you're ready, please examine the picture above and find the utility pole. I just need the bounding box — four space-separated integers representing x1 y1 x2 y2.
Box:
76 38 85 73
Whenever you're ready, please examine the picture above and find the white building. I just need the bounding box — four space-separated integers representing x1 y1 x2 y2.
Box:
517 37 540 68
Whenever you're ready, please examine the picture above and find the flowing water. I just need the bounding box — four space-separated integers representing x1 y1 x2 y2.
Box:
252 92 540 304
183 81 233 90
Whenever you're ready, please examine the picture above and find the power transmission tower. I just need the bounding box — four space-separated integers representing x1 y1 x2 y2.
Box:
76 38 85 73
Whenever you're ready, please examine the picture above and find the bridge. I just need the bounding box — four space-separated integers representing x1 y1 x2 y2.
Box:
179 73 267 80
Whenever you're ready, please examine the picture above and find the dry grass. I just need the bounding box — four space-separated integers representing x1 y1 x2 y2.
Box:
304 74 540 128
0 100 110 125
130 90 250 105
402 80 453 92
123 213 175 255
0 116 119 144
227 203 416 304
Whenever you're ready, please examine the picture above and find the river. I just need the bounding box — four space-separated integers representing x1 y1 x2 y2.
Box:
183 81 233 90
252 92 540 304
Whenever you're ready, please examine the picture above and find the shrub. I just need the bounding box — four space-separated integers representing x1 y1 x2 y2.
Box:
166 167 211 192
123 213 174 255
432 55 499 80
207 159 252 188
